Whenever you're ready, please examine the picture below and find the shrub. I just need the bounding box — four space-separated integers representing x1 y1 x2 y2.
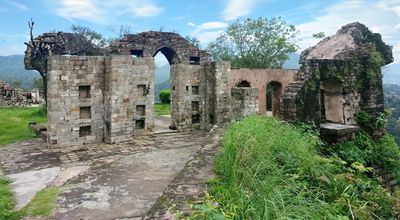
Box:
190 115 400 219
159 89 171 104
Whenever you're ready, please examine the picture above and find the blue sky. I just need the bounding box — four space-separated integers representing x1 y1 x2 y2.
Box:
0 0 399 64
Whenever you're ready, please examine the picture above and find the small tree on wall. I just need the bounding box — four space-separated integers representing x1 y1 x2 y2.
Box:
159 89 171 104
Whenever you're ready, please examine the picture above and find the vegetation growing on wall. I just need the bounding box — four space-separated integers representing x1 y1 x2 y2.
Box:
190 116 400 219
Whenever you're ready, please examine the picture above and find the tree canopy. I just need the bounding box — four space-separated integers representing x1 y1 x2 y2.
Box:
207 17 299 69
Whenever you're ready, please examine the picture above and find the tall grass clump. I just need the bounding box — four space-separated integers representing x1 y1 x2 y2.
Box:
196 115 400 219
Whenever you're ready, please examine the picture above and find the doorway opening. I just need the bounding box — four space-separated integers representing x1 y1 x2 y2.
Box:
266 81 283 116
153 50 173 133
320 78 345 124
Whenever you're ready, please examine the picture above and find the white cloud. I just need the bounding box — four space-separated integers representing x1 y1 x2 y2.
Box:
132 5 163 17
52 0 164 23
55 0 102 22
5 0 28 10
187 22 196 27
297 0 400 63
196 30 225 43
222 0 257 21
197 22 228 30
187 21 228 45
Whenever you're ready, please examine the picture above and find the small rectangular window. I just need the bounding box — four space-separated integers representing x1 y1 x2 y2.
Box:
79 86 91 98
131 49 143 58
137 85 148 96
135 119 145 129
186 86 189 91
79 126 91 137
189 56 200 65
136 105 146 116
192 101 200 112
192 86 199 94
80 106 91 119
192 114 200 124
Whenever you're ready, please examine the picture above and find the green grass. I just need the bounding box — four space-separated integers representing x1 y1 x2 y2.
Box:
0 106 47 145
0 176 15 220
154 103 171 116
13 187 60 219
191 115 400 219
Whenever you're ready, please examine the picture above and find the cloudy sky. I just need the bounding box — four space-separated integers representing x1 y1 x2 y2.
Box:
0 0 399 64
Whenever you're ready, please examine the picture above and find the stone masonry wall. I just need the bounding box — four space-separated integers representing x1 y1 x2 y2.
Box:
228 69 297 114
104 56 154 144
47 55 105 148
231 87 259 119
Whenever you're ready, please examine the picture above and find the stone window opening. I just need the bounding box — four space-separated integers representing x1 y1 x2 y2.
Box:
136 105 146 116
79 126 91 137
79 85 91 98
186 86 189 91
192 114 200 124
80 106 91 119
137 85 149 96
236 80 251 87
189 56 200 65
135 119 145 129
192 101 200 112
192 86 199 94
131 49 143 58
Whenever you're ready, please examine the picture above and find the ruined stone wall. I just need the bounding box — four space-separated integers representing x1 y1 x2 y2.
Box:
228 69 297 114
47 55 105 148
0 80 40 106
209 62 232 125
104 56 154 143
170 64 207 130
231 87 259 119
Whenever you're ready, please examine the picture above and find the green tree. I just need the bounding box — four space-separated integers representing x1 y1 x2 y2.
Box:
159 89 171 104
312 32 325 39
71 25 109 47
207 17 299 68
185 36 201 48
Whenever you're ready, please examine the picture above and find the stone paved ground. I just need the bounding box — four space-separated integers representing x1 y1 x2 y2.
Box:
0 131 209 220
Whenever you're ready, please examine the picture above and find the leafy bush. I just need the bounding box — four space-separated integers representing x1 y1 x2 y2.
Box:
159 89 171 104
191 115 400 219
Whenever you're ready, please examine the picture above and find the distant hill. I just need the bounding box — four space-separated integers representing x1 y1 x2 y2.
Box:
383 63 400 84
155 64 170 84
0 55 41 90
283 53 300 69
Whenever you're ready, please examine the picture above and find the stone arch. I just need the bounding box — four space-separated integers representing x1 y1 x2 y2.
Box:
152 46 181 65
266 81 283 116
236 80 251 87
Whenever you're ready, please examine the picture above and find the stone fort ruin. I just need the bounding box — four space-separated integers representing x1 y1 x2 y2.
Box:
24 22 393 148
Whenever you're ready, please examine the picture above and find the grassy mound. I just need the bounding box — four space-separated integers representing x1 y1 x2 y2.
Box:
196 115 400 219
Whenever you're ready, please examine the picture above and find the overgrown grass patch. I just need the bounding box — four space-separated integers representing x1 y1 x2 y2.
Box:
154 103 171 116
0 176 14 220
13 187 60 219
0 106 47 145
191 115 400 219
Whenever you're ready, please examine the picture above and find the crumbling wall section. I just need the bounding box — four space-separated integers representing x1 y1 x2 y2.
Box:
47 55 105 148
